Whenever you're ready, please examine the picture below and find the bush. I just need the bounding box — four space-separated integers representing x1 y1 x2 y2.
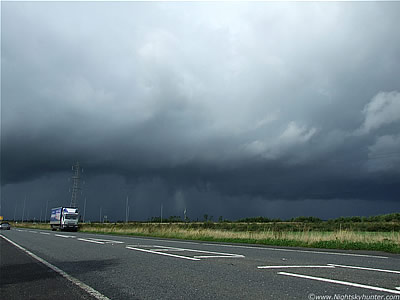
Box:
290 216 323 223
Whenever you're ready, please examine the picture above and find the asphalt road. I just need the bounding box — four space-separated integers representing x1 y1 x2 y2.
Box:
1 228 399 300
0 234 97 300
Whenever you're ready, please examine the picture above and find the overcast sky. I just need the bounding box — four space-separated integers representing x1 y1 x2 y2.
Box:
1 1 400 222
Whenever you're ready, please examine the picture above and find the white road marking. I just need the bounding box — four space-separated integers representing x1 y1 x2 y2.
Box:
126 244 243 260
153 246 185 251
153 248 184 252
16 229 24 232
126 246 200 261
61 232 388 259
55 234 76 238
154 245 244 257
201 243 388 259
127 237 199 245
128 244 157 248
396 287 400 290
29 231 38 233
0 235 110 300
278 272 400 295
39 232 50 235
77 238 105 244
194 255 244 258
87 238 124 244
86 234 387 259
258 265 335 269
328 264 400 274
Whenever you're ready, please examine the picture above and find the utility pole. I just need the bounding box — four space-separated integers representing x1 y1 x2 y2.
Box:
70 162 82 208
45 199 48 222
160 204 163 223
22 196 26 222
125 196 129 223
83 197 87 223
13 201 17 222
99 206 102 223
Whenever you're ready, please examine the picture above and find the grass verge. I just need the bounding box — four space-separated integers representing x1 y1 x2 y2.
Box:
11 222 400 254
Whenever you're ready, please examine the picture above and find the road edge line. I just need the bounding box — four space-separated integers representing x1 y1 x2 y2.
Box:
0 234 110 300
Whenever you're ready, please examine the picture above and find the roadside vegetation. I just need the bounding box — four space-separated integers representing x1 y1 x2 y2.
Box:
10 213 400 254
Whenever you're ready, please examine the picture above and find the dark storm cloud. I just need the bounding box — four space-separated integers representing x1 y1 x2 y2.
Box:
1 1 400 220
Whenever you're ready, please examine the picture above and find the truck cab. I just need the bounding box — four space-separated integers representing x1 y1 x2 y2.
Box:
62 211 79 230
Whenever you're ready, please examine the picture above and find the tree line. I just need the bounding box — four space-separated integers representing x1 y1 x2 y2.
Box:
146 212 400 223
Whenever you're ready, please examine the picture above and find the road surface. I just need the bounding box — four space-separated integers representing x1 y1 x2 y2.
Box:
1 228 399 299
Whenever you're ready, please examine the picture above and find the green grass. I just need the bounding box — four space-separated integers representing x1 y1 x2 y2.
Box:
11 222 399 254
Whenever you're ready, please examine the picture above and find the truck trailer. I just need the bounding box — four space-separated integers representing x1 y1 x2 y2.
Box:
50 207 79 231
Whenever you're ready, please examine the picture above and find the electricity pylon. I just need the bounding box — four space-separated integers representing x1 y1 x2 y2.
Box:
70 162 82 208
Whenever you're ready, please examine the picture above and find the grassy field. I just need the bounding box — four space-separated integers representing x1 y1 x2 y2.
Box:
11 221 400 254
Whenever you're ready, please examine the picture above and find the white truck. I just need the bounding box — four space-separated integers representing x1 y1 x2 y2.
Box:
50 207 79 231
